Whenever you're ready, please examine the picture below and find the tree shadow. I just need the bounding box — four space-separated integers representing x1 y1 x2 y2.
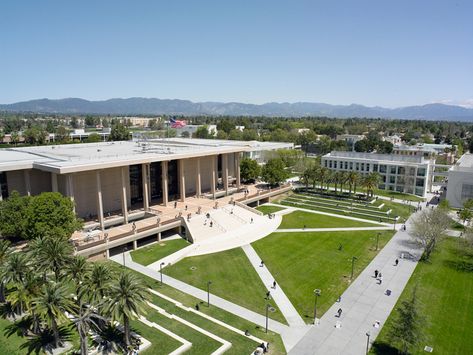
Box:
3 315 33 338
0 302 18 320
20 326 72 355
444 259 473 273
370 341 399 355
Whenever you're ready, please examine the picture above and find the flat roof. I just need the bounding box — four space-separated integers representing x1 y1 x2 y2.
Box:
324 151 426 164
456 153 473 168
0 138 293 174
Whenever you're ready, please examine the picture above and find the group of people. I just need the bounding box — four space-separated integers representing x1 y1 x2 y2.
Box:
268 213 276 219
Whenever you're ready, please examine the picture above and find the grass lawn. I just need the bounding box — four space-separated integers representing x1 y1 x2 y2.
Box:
131 319 182 354
375 200 413 223
278 210 378 229
0 317 28 355
372 238 473 354
104 261 285 354
374 189 425 202
252 230 395 323
163 248 287 324
130 238 190 266
256 205 286 215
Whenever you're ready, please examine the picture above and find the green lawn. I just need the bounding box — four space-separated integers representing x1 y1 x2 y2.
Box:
104 261 285 354
374 189 425 202
278 210 378 229
130 239 190 266
131 319 182 355
163 248 287 324
256 205 286 215
372 238 473 354
375 200 413 223
0 317 28 355
252 230 395 323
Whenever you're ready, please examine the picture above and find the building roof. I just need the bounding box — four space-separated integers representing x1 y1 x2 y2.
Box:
456 153 473 168
0 138 292 174
323 151 426 164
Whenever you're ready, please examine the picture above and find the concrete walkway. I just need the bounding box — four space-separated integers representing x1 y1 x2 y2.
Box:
111 252 310 351
289 203 425 355
242 244 307 328
275 226 394 233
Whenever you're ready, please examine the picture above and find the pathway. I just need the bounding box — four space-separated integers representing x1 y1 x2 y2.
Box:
289 203 425 355
241 244 307 328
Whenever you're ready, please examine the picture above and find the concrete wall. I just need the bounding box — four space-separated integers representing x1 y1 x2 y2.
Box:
30 170 52 195
6 170 27 195
446 170 473 208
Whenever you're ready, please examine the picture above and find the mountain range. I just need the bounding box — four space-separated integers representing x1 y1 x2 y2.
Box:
1 98 473 121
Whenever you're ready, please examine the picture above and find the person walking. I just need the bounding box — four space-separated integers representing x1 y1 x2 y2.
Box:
374 269 379 278
260 260 264 267
395 258 399 266
266 291 271 300
273 280 277 289
337 308 342 317
378 273 383 285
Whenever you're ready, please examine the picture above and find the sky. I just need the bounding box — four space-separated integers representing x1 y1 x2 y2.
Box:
1 0 472 108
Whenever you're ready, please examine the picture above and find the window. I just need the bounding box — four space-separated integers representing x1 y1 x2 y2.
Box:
379 165 387 173
329 160 332 168
418 168 426 177
324 160 328 167
373 164 378 172
345 162 348 169
0 172 8 200
408 167 416 176
355 163 359 171
398 167 405 175
361 163 365 171
129 165 143 204
390 176 396 184
416 178 424 187
350 162 353 169
461 184 473 201
390 166 397 174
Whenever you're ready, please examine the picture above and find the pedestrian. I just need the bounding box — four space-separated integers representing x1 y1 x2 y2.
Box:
210 221 213 228
374 269 379 278
338 244 343 251
174 201 177 208
266 291 271 300
185 205 188 211
378 273 383 285
260 260 264 267
251 218 254 224
337 308 342 317
395 258 399 266
195 303 200 311
337 295 341 302
273 280 277 289
303 224 306 230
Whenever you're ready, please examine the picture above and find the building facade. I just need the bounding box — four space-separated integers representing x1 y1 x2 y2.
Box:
321 151 431 197
446 153 473 208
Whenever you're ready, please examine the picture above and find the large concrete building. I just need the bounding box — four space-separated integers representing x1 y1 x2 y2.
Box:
322 151 431 197
446 153 473 208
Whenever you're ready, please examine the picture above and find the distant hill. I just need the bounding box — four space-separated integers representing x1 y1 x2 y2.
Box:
1 97 473 121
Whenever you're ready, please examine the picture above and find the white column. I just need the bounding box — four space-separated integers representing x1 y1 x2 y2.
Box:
236 153 241 189
223 154 229 194
179 159 186 202
24 170 31 196
211 156 216 198
96 171 105 231
51 173 58 192
142 163 149 211
120 167 128 224
195 158 201 197
66 174 75 213
162 161 168 206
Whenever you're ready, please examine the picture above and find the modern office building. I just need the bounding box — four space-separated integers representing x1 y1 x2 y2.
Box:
393 143 454 163
322 151 431 197
446 153 473 208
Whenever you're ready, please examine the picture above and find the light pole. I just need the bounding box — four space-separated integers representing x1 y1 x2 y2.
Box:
265 303 271 333
365 331 370 354
122 246 127 267
350 256 358 281
376 232 381 251
207 281 212 307
313 289 321 324
160 262 165 285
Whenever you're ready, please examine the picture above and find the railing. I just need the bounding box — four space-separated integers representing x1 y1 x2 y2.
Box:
235 201 264 216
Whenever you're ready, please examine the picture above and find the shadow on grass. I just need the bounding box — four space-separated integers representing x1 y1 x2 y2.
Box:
444 259 473 273
20 326 72 355
370 341 399 355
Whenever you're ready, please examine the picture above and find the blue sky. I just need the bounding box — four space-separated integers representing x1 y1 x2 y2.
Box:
1 0 472 107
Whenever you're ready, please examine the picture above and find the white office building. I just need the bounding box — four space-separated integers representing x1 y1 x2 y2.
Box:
322 151 431 197
446 153 473 208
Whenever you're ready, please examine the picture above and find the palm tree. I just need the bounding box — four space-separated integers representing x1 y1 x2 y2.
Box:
3 252 30 287
84 262 113 304
309 165 320 190
105 271 149 347
347 171 359 195
318 167 330 194
68 256 89 287
33 282 74 348
29 237 72 281
301 168 311 192
0 239 12 303
73 302 106 355
362 172 380 198
339 171 348 194
7 272 42 326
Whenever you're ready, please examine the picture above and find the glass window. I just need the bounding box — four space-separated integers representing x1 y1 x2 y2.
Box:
355 163 359 171
361 163 365 171
324 159 328 167
390 176 396 184
398 167 405 175
390 166 397 174
0 172 8 200
349 162 353 169
329 160 332 168
345 162 348 169
373 164 378 172
416 178 424 187
417 168 426 176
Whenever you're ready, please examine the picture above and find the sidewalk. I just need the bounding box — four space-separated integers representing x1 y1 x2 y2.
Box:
242 244 306 328
289 203 425 355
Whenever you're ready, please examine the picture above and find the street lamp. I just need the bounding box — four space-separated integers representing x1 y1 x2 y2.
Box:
350 256 358 281
313 289 321 325
160 262 165 285
265 303 272 333
207 281 212 307
365 331 371 354
122 246 127 267
376 232 381 251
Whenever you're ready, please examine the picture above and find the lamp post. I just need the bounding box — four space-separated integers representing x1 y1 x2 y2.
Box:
207 281 212 307
265 303 271 333
351 256 358 281
365 331 371 354
122 246 127 267
313 289 321 324
376 232 381 251
160 262 165 285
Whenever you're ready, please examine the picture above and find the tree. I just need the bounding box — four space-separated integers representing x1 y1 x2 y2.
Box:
318 167 330 192
109 123 130 141
55 126 69 143
0 239 12 302
240 158 260 182
83 262 113 304
410 208 450 261
86 133 102 143
29 236 73 281
23 192 82 240
195 126 212 139
105 272 149 347
438 199 450 210
33 282 74 348
23 127 48 145
363 172 380 198
0 191 31 238
459 208 472 226
387 287 423 354
346 171 360 195
181 131 191 138
261 158 289 186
